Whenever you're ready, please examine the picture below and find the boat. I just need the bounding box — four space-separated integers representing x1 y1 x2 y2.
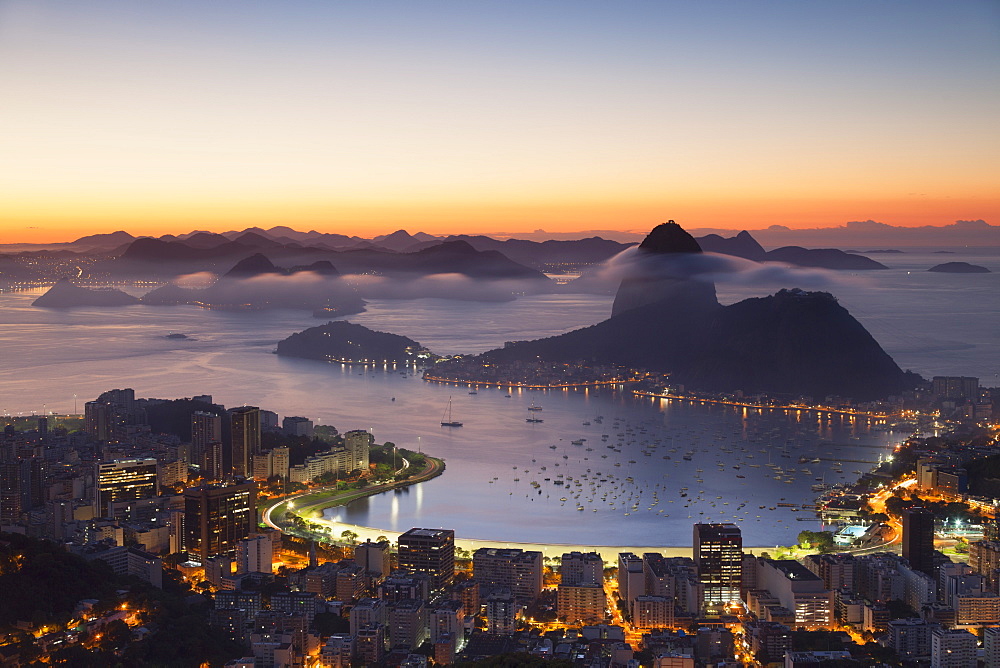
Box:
527 404 543 411
440 397 463 427
526 409 544 423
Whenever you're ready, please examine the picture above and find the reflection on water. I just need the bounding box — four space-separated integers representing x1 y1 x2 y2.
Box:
1 252 997 546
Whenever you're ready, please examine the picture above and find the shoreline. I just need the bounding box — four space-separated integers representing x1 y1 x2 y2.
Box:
271 472 790 563
423 374 638 390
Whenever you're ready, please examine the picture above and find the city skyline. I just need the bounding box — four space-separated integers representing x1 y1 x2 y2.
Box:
2 0 998 242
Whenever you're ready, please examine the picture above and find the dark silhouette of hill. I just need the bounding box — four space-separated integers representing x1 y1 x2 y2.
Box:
478 222 911 400
765 246 887 270
696 230 767 260
32 278 139 307
222 253 283 278
276 320 426 362
928 261 990 273
107 234 548 283
612 221 719 316
141 255 365 313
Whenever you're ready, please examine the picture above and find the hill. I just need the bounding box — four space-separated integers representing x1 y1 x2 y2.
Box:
276 321 432 363
479 222 912 400
32 278 139 307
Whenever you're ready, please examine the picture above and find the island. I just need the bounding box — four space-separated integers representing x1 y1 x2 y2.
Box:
928 261 991 273
275 320 436 364
32 277 139 307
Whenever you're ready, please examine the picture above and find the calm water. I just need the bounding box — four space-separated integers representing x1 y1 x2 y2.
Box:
0 247 997 546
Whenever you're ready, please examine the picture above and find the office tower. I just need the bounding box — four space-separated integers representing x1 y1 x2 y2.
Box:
903 507 936 577
84 401 112 441
202 441 224 483
694 523 743 613
95 458 159 518
229 406 260 479
397 528 455 592
473 548 544 603
191 411 222 459
343 429 372 473
183 481 257 562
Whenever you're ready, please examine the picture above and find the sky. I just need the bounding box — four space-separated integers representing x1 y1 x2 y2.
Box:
1 0 998 242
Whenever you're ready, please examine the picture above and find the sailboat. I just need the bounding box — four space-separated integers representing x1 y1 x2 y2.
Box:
527 403 543 411
526 409 544 423
441 397 463 427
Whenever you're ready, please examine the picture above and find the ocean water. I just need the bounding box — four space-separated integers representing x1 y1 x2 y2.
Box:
0 247 997 546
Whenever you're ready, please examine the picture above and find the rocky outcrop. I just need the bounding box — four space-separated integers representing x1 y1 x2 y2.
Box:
611 221 719 317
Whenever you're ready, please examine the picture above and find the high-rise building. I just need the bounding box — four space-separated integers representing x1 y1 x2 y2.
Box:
343 430 372 474
191 411 222 463
86 388 142 442
932 376 979 400
694 523 743 613
95 458 159 518
397 528 455 592
355 539 392 582
930 628 976 668
282 416 314 437
903 508 936 577
473 548 543 603
229 407 260 479
237 533 275 574
202 441 224 482
84 401 112 441
184 481 257 562
560 551 604 586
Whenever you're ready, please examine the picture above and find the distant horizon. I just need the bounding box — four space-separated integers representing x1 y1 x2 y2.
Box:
3 217 999 248
2 1 998 245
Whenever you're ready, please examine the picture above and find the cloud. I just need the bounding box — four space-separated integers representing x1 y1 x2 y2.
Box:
343 273 551 301
566 248 866 293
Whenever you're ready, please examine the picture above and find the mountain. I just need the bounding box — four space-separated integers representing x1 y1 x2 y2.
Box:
687 219 1000 248
141 255 365 313
696 230 766 261
611 221 719 317
276 320 428 363
372 229 421 252
473 222 911 400
32 278 139 307
439 235 634 268
404 240 550 280
222 253 282 278
68 231 137 251
928 262 991 273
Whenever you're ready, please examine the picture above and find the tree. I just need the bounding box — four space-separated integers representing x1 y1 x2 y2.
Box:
341 530 359 544
797 530 835 552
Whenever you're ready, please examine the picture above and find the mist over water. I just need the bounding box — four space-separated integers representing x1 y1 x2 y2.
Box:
0 248 997 545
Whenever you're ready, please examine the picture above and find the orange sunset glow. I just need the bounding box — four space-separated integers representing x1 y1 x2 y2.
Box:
1 1 998 243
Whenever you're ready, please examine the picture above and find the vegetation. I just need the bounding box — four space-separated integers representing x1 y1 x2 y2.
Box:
797 530 835 553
